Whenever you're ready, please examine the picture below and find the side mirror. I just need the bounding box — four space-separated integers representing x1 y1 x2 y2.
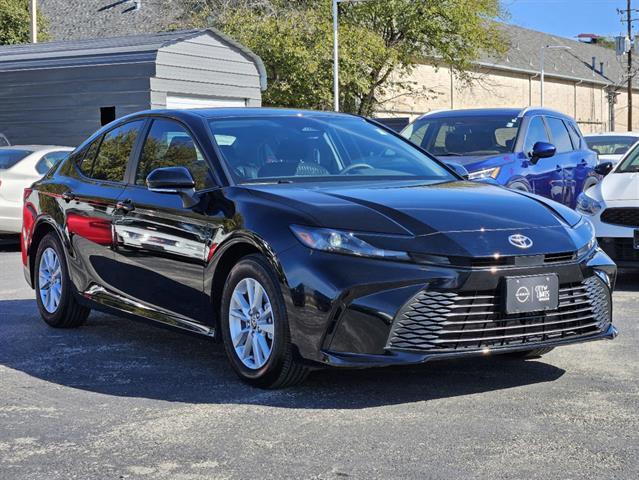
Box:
594 161 614 176
529 141 556 164
146 166 199 208
447 162 469 180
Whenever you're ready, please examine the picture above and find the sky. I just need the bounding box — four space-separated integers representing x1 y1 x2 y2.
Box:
504 0 632 39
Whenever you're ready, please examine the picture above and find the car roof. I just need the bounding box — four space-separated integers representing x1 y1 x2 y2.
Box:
413 107 575 121
118 108 358 124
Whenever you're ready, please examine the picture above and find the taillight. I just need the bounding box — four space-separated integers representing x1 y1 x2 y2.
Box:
23 188 32 202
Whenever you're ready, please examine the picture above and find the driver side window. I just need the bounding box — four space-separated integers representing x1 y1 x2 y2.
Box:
136 119 214 191
524 116 550 154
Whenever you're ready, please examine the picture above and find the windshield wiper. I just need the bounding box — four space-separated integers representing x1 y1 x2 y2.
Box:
437 152 464 157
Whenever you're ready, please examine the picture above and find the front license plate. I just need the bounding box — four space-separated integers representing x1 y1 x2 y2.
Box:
504 274 559 314
634 230 639 249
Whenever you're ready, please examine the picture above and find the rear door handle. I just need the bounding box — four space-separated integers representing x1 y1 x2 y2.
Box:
61 191 76 202
116 200 135 213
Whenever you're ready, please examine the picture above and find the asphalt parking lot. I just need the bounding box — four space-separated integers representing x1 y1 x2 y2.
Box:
0 244 638 480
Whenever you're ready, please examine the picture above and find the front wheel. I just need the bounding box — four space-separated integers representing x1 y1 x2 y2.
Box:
34 233 90 328
220 254 310 388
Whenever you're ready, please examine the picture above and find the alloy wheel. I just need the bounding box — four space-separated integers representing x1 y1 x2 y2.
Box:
228 277 274 369
38 247 63 313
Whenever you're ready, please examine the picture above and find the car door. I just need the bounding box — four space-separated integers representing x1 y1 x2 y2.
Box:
61 120 145 294
521 115 563 203
567 120 598 197
111 117 219 325
545 116 577 207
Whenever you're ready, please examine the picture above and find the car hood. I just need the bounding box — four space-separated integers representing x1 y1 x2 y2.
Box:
599 171 639 201
245 180 584 257
435 153 517 171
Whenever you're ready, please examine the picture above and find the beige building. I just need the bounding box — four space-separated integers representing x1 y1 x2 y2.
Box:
378 24 637 133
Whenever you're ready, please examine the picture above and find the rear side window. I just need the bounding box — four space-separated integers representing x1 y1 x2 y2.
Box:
91 121 144 182
523 116 549 153
77 138 101 176
136 118 214 190
567 121 584 150
0 149 30 169
546 117 573 153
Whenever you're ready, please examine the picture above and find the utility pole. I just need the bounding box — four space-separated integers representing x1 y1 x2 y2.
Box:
29 0 37 43
627 0 632 130
618 1 639 130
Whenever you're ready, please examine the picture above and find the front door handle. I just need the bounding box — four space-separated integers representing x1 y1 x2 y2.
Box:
61 191 76 202
116 200 135 213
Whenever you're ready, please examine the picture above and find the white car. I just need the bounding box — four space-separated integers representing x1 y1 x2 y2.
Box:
0 146 73 234
584 132 639 166
576 144 639 267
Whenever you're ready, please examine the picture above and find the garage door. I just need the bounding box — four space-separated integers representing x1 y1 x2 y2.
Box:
165 95 246 109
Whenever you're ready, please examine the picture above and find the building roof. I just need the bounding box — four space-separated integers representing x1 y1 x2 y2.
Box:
478 24 634 89
0 29 268 90
39 0 184 41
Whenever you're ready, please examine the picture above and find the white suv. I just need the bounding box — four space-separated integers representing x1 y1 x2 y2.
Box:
577 143 639 267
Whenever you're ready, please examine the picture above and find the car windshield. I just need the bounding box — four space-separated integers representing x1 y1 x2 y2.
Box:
585 136 638 156
208 115 455 183
0 149 31 169
616 142 639 173
402 114 521 157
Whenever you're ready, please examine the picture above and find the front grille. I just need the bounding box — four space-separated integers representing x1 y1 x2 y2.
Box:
601 208 639 227
387 277 611 353
599 237 639 262
446 252 576 268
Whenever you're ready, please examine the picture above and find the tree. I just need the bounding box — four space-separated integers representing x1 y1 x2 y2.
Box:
178 0 507 115
0 0 49 45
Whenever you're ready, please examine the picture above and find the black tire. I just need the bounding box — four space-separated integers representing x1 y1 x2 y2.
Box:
507 181 530 192
220 254 310 388
506 347 554 359
34 232 90 328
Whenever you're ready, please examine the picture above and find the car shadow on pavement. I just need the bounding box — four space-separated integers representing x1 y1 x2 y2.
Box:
0 298 566 409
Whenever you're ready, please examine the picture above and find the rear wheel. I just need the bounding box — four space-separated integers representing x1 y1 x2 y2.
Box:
506 347 554 359
220 254 310 388
34 233 90 328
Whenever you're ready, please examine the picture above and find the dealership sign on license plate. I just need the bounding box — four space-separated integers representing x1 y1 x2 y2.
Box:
504 274 559 314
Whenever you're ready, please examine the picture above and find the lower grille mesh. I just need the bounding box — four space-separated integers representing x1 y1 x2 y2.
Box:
387 277 611 352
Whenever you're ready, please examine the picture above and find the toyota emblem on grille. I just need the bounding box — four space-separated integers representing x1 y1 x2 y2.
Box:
508 234 533 249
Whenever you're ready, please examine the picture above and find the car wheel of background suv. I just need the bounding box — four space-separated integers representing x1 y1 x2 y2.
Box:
34 233 90 328
220 254 310 388
507 181 530 192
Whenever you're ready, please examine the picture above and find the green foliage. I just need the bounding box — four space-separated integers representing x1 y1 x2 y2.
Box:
179 0 506 115
0 0 49 45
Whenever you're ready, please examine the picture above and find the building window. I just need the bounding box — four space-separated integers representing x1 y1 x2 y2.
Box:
100 106 116 126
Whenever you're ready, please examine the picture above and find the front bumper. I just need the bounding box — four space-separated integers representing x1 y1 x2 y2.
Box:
323 324 618 367
277 244 617 367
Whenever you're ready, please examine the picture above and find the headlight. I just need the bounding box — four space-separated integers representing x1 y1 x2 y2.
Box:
468 166 501 180
576 192 603 215
575 217 598 258
290 225 409 260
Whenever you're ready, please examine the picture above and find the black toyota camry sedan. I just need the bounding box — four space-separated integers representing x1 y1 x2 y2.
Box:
21 108 617 388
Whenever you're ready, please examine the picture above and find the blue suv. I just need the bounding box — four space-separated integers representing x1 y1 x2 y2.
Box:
401 108 599 208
